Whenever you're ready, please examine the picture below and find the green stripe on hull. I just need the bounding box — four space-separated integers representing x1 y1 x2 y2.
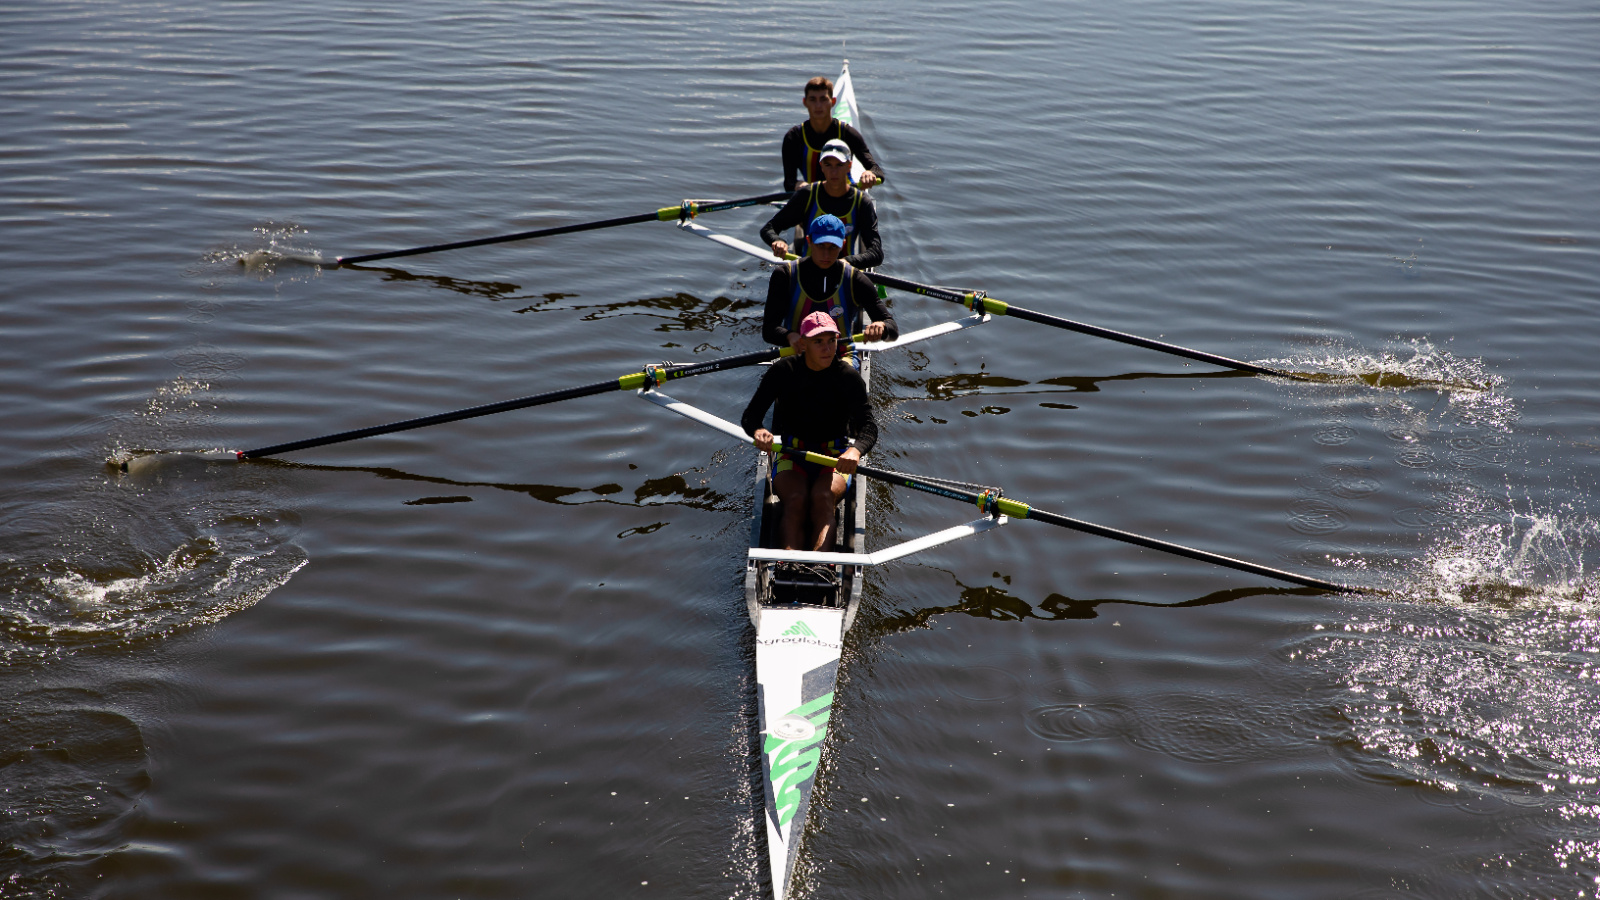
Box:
764 692 833 829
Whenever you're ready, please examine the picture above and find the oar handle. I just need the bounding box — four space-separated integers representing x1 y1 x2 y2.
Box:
766 440 850 467
673 191 790 218
765 331 869 357
865 272 1300 380
337 191 790 266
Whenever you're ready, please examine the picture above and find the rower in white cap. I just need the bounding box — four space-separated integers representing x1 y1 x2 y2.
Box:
761 138 883 268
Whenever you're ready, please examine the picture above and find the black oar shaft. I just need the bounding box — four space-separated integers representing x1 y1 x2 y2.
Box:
241 346 783 459
239 380 619 458
775 455 1349 592
868 464 1347 591
865 271 1295 379
338 212 660 266
337 191 790 266
999 306 1288 378
1017 505 1350 592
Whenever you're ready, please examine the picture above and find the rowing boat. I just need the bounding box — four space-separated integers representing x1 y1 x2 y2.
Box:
644 319 1002 899
753 62 862 898
672 61 997 899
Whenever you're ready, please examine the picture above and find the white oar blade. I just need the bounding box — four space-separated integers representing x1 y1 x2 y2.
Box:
113 450 239 475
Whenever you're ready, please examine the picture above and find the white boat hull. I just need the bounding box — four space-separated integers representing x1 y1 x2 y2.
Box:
755 607 846 896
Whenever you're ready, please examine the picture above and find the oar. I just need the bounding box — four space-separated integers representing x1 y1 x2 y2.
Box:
767 442 1353 592
865 271 1304 380
336 191 790 266
229 334 863 461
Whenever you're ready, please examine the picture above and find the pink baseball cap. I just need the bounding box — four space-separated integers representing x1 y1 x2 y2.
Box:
798 310 840 338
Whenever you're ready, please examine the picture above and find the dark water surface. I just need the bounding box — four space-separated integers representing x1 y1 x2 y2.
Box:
4 0 1600 897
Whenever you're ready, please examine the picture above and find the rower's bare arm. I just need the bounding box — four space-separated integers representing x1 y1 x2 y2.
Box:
836 446 860 475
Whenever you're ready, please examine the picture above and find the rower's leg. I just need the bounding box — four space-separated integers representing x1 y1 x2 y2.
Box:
807 471 851 552
773 468 810 551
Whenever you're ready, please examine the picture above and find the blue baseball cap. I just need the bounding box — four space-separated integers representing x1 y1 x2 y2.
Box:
808 214 846 247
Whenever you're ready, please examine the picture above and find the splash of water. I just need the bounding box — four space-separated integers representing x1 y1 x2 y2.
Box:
189 221 327 283
1375 453 1600 612
1261 337 1502 395
1 511 308 659
1411 513 1596 609
2 377 308 660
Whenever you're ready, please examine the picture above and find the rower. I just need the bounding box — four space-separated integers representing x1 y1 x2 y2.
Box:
762 140 883 268
763 214 897 366
743 311 878 553
782 76 885 192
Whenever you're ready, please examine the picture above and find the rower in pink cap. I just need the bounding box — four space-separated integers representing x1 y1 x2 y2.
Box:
741 310 878 553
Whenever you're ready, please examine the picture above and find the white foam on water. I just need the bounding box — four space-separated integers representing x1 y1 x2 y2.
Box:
1260 337 1507 408
18 529 308 650
3 376 308 660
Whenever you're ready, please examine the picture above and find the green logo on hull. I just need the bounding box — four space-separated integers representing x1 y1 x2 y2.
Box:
780 620 817 638
766 692 833 829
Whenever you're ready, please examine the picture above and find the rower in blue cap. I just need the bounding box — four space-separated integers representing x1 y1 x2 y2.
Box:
762 214 898 367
